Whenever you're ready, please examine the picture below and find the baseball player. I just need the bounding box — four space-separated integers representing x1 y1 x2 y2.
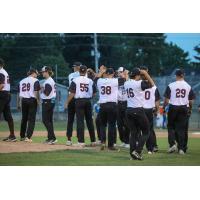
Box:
117 67 130 148
66 62 82 145
0 58 17 142
17 69 40 142
95 67 127 150
141 66 160 154
163 69 195 155
125 68 155 160
40 66 57 145
65 65 96 147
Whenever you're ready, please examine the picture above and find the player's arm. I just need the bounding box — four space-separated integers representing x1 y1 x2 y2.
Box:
95 65 106 78
154 88 161 115
33 81 41 104
64 81 76 109
0 73 5 91
92 82 97 97
140 70 155 87
16 84 21 110
188 88 195 114
163 86 171 110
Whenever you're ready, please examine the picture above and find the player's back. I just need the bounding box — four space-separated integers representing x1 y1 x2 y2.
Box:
19 76 38 98
168 80 191 106
124 79 143 108
97 78 118 103
73 76 94 99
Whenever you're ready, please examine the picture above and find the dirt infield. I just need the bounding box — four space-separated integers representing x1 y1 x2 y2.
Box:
0 141 93 153
0 130 199 154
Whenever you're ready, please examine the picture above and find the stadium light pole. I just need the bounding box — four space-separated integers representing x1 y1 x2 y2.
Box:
94 33 99 72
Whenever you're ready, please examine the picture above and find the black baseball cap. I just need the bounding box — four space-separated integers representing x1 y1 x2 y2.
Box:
129 68 140 77
72 62 82 67
105 68 114 75
40 66 52 73
79 65 87 73
27 68 39 76
175 69 184 76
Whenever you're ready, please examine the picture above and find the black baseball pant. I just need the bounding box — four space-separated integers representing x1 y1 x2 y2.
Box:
0 91 15 136
126 107 150 154
42 100 56 140
75 98 96 143
99 102 117 147
20 98 37 139
66 97 75 141
167 104 188 150
95 112 101 141
117 101 130 144
144 108 157 151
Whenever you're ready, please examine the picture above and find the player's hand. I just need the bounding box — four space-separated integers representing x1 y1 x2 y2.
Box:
140 70 148 75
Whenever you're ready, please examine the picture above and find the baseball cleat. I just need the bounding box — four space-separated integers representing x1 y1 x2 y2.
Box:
167 145 177 153
148 151 153 154
124 144 130 148
48 139 57 145
66 140 72 146
179 149 185 155
2 135 17 142
119 143 125 147
96 140 101 145
153 147 159 152
100 144 106 150
43 139 51 144
24 137 32 143
131 151 143 160
90 142 96 147
108 146 119 151
20 137 26 141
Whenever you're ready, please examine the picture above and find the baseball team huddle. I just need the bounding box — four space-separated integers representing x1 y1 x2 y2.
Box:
0 58 196 160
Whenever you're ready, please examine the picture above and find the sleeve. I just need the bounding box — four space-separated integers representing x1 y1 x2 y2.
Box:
93 77 99 85
17 83 20 92
92 82 97 94
188 88 195 100
34 81 40 91
155 88 161 101
141 80 151 91
44 84 52 96
164 86 171 99
0 73 5 84
118 78 125 86
69 81 76 93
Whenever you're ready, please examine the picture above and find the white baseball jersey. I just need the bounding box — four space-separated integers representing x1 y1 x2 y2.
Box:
124 80 144 108
68 71 80 86
143 86 158 109
118 84 127 102
165 80 193 106
97 78 119 103
40 77 56 100
70 76 94 99
0 68 10 91
19 77 40 98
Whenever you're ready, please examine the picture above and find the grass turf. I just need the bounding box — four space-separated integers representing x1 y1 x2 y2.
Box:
0 136 200 166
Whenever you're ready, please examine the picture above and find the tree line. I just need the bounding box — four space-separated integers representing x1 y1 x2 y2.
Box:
0 33 199 87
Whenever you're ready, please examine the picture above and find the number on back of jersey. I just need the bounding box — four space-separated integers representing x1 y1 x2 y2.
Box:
176 88 186 98
126 88 134 98
80 83 89 92
101 86 111 95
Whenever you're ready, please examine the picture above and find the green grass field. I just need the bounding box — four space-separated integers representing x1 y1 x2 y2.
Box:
0 121 200 166
0 136 200 166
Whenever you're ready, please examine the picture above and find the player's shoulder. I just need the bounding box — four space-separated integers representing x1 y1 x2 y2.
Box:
0 68 7 75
